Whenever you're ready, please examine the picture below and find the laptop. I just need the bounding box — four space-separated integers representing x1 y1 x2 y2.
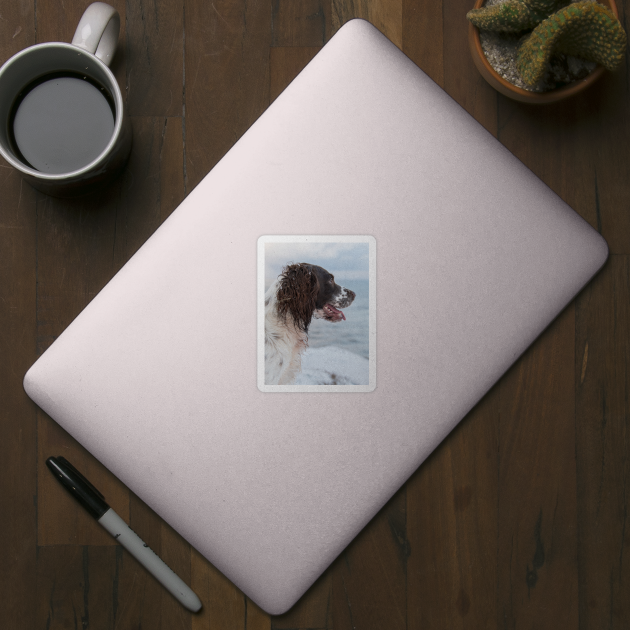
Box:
23 19 608 614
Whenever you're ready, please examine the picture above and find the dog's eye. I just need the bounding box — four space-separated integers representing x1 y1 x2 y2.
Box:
329 276 334 284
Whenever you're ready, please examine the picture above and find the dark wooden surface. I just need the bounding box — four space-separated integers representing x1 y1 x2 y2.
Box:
1 0 628 628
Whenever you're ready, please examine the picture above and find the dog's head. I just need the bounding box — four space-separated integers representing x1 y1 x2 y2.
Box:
276 263 355 333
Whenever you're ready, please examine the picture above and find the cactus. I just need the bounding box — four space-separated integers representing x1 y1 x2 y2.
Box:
467 0 568 33
516 1 627 85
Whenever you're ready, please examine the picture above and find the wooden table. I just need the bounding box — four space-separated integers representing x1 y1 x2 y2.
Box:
1 1 628 628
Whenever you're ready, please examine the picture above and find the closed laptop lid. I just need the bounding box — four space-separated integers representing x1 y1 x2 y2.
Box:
24 19 607 614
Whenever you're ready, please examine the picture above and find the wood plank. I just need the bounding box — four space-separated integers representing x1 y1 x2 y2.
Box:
112 116 185 270
36 0 123 44
0 0 36 55
109 494 193 629
402 0 444 88
497 305 578 628
496 97 597 223
190 548 247 630
247 600 272 630
271 0 332 46
270 47 321 103
402 3 499 627
184 0 272 192
494 62 629 256
330 486 407 630
1 1 624 628
159 117 187 220
30 0 186 584
36 545 118 630
34 187 121 355
575 256 630 629
126 0 184 117
492 36 626 628
32 0 127 356
188 546 270 629
35 0 127 93
492 68 615 630
158 518 196 629
0 130 38 630
34 183 127 548
443 0 497 131
575 0 629 253
0 5 39 629
331 0 403 48
37 416 129 546
407 393 499 629
583 71 630 254
271 573 332 629
88 122 185 605
36 114 184 547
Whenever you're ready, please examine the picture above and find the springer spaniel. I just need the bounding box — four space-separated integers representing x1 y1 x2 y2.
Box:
264 263 356 385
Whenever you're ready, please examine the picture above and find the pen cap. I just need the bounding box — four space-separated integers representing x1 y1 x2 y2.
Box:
46 456 110 519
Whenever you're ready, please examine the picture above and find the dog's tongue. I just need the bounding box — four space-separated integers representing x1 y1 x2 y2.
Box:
328 304 345 320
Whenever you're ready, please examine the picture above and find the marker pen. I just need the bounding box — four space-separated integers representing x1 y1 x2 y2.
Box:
46 456 202 613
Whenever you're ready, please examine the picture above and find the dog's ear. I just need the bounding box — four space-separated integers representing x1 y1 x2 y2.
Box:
276 263 319 333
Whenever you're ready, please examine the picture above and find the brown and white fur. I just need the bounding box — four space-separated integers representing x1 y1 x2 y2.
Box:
264 263 355 385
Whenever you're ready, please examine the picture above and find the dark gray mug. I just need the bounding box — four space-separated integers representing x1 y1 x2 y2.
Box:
0 2 131 197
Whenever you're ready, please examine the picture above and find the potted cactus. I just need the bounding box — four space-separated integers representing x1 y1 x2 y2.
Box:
467 0 627 103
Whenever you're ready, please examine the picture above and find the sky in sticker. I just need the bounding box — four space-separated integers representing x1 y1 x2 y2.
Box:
264 241 370 286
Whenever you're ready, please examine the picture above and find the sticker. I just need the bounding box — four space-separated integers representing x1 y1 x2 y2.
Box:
258 235 376 392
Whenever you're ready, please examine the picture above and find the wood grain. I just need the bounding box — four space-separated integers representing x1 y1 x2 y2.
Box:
403 0 444 88
125 0 184 117
190 549 247 630
35 114 184 541
493 60 630 258
0 148 38 630
576 256 630 629
36 545 119 630
331 486 408 630
404 3 498 627
497 305 579 629
34 191 125 547
113 495 193 629
270 47 322 103
184 0 271 191
271 573 332 629
0 5 39 629
111 116 185 270
0 0 36 55
37 416 129 546
35 0 128 93
443 0 497 131
332 0 403 48
35 0 124 46
407 393 499 629
1 0 629 627
583 72 630 254
271 0 332 46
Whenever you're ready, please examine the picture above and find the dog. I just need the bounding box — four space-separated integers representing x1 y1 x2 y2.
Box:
264 263 355 385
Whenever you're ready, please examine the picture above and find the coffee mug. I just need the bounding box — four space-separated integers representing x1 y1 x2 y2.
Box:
0 2 132 197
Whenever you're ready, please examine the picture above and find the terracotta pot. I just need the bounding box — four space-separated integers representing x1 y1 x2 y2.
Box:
468 0 619 103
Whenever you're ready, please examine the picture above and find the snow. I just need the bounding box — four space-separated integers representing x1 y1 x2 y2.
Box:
294 346 369 386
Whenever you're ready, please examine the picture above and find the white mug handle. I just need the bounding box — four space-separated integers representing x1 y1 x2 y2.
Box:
71 2 120 67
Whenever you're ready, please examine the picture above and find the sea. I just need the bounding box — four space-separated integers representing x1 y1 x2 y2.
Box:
306 279 370 359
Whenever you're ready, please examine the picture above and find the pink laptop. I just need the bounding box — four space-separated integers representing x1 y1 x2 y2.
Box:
24 19 607 614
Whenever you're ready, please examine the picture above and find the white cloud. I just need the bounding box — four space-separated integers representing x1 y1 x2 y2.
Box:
264 241 369 285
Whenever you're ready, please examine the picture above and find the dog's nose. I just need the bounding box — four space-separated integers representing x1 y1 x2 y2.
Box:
347 289 356 301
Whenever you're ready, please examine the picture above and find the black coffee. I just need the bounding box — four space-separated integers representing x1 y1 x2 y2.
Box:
10 73 115 174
